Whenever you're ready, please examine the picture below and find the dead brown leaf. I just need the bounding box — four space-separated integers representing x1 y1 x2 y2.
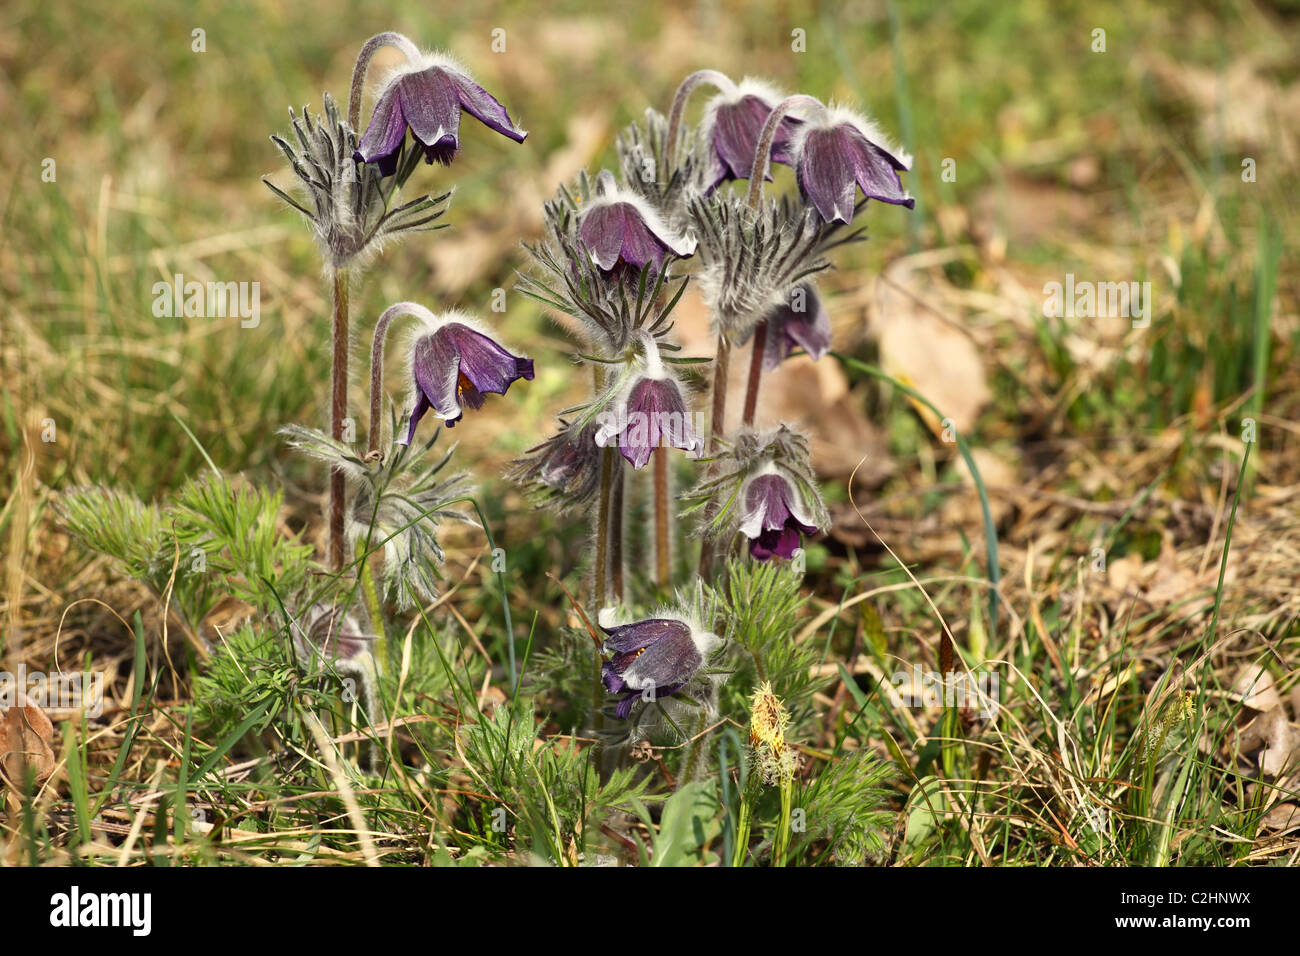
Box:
1238 706 1300 779
873 259 990 437
1 698 56 789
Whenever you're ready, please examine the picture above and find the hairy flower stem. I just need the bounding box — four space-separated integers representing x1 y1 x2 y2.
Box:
329 268 350 570
348 32 423 131
367 301 428 458
359 556 387 672
742 322 767 427
594 445 615 609
680 709 711 788
653 450 670 586
697 337 731 578
664 69 734 172
610 465 625 601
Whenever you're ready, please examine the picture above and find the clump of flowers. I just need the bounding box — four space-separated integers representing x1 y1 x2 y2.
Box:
515 67 912 784
266 32 531 676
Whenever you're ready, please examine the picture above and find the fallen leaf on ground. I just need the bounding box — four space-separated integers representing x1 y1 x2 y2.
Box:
1 698 56 789
1229 664 1283 713
873 259 989 437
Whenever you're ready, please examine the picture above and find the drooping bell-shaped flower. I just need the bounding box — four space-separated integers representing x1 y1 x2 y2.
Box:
508 418 603 509
355 53 527 175
685 425 830 556
700 79 802 192
599 612 720 719
399 310 533 443
595 336 703 470
757 284 831 370
578 171 697 276
790 106 913 224
738 467 821 560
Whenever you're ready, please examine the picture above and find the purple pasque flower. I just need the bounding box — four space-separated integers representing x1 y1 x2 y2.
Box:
355 53 527 175
790 106 913 224
508 418 602 507
599 613 719 719
399 310 533 443
700 79 802 191
738 467 820 560
578 172 697 276
759 284 831 370
595 339 703 470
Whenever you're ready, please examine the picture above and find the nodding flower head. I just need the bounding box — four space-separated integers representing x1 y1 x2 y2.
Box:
739 466 821 560
688 424 829 557
578 171 697 277
789 104 913 224
700 78 802 192
599 609 720 719
355 51 527 175
399 310 533 443
595 335 703 470
756 283 831 370
508 417 603 510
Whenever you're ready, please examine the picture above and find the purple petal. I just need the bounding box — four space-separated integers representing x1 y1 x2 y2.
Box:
397 68 463 165
709 95 801 189
452 73 527 143
797 124 913 224
617 682 687 718
354 84 410 176
744 474 795 532
579 202 692 274
741 473 819 560
602 618 690 654
407 322 533 437
849 128 914 209
763 285 831 370
750 525 803 560
606 624 701 691
601 661 628 694
614 691 641 719
401 391 433 446
578 203 634 272
796 127 862 225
